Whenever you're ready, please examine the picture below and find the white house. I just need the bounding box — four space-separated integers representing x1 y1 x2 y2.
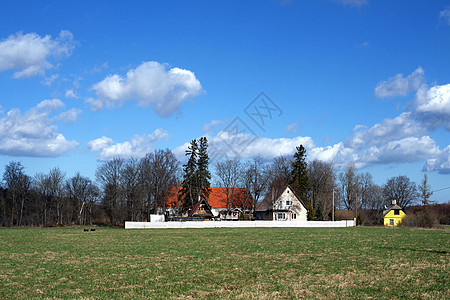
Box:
256 186 307 221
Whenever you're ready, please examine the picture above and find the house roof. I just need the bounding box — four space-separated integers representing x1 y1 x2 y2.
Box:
256 185 306 212
382 204 404 217
188 198 214 217
167 187 252 209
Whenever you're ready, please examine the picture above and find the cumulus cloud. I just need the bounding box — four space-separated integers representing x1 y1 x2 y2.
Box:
55 108 82 123
349 112 425 149
0 30 74 78
0 99 78 157
90 61 202 116
413 84 450 130
424 145 450 174
88 128 169 161
374 67 424 98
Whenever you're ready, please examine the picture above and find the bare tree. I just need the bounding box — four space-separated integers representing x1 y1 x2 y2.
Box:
383 175 418 208
96 157 125 225
2 161 31 226
122 158 143 221
215 159 243 213
66 173 99 225
243 157 269 213
308 160 336 220
33 172 51 226
48 168 66 225
140 149 179 218
338 163 359 210
267 155 293 203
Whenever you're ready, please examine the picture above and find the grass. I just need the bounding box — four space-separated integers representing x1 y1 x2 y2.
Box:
0 226 448 299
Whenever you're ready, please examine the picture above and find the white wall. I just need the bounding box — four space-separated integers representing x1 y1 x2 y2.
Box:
125 220 355 229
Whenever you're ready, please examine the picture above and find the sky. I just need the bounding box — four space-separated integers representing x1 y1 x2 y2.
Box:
0 0 449 203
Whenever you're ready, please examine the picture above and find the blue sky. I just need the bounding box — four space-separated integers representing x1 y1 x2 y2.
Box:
0 0 449 202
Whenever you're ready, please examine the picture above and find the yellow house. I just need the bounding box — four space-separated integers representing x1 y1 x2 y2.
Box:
383 200 406 226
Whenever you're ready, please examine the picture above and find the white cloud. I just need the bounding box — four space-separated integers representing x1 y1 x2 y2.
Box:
89 128 169 161
374 67 424 98
285 122 299 133
413 84 450 130
424 145 450 174
65 89 79 99
55 108 82 123
0 30 74 78
90 61 202 116
202 119 228 133
349 112 425 149
440 7 450 25
0 100 78 157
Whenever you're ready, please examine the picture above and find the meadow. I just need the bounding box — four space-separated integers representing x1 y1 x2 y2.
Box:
0 226 448 299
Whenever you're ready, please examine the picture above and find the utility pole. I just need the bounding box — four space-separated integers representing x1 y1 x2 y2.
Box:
332 190 335 222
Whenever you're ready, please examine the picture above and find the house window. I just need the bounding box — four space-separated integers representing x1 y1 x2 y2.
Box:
278 213 285 220
279 201 283 209
394 209 400 215
292 213 296 220
286 200 292 206
390 219 394 225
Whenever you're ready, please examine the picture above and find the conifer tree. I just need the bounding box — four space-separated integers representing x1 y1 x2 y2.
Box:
197 137 211 200
289 144 310 204
179 139 199 213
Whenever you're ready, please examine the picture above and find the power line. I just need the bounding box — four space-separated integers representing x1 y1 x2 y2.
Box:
432 186 450 193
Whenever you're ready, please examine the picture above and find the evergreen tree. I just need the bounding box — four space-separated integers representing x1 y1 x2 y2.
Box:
179 139 199 213
197 137 211 200
418 173 433 206
289 145 310 203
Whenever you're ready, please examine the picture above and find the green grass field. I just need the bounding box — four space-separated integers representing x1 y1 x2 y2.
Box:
0 226 448 299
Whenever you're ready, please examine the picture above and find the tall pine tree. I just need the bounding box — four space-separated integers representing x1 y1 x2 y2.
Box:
289 145 310 204
178 137 211 214
179 139 199 213
197 137 212 201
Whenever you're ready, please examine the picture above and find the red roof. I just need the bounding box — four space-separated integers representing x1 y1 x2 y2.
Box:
167 187 252 209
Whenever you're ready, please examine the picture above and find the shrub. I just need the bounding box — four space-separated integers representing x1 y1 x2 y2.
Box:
402 207 440 228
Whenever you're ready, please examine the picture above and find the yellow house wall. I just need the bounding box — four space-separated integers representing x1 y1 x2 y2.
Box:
384 210 406 226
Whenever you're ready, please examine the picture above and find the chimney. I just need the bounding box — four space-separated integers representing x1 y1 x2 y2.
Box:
392 199 397 205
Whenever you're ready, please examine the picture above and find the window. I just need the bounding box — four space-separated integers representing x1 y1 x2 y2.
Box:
394 209 400 215
292 213 296 220
286 200 292 206
278 213 285 220
390 219 394 225
279 201 283 208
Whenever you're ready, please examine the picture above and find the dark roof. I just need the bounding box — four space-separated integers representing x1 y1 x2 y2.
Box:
188 198 214 218
382 204 404 217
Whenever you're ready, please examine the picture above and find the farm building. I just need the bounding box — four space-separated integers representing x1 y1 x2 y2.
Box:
166 187 253 220
255 186 307 221
383 200 406 226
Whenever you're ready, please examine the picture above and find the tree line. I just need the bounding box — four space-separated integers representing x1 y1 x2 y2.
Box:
0 139 438 227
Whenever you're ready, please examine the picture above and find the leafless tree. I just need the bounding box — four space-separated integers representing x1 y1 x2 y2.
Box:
215 158 243 212
33 172 51 226
122 158 143 221
338 163 359 210
383 175 418 208
308 160 336 220
96 157 125 225
48 168 66 225
267 155 293 203
242 157 269 213
140 149 179 218
2 161 31 226
65 172 99 225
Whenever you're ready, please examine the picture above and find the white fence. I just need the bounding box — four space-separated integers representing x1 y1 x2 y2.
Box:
125 219 355 229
